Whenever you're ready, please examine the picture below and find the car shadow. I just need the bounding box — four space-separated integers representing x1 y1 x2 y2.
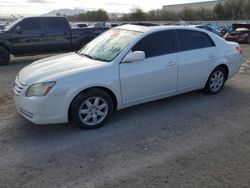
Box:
5 82 248 146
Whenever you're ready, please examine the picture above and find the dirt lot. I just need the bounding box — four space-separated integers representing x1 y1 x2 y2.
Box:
0 46 250 188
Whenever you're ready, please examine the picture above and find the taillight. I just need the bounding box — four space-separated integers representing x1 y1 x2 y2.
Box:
236 46 243 55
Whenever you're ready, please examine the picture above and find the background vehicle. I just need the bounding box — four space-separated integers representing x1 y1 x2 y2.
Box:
75 23 88 28
92 23 105 28
0 16 109 65
194 25 223 37
224 28 250 44
109 23 119 28
224 23 250 44
14 25 243 129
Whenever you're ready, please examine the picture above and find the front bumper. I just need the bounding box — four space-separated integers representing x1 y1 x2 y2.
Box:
14 94 69 125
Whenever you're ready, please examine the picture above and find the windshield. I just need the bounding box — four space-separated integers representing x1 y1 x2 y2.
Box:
3 19 21 31
78 28 141 62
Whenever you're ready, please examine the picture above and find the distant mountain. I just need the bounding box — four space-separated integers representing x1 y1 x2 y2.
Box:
44 9 87 16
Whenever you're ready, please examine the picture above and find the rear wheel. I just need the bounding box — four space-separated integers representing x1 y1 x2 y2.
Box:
70 89 114 129
0 46 10 66
205 67 226 94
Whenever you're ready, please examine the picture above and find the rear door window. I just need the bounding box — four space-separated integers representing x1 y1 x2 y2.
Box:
177 30 215 52
44 17 67 34
132 30 177 58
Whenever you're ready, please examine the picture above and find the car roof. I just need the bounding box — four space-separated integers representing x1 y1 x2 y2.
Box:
117 24 208 34
21 16 67 20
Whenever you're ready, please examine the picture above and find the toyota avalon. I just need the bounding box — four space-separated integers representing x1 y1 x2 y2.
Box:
13 24 243 129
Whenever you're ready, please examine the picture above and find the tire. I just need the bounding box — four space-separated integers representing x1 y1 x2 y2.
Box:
0 46 10 66
70 89 114 129
248 36 250 44
204 66 226 95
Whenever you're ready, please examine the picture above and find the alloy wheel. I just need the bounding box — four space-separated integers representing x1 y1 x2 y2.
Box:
209 70 225 93
79 97 108 126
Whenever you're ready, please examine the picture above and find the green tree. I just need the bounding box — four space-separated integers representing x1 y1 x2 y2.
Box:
129 8 147 21
243 0 250 19
224 0 244 19
196 8 214 21
160 11 179 21
147 10 162 21
181 8 197 21
214 3 225 20
120 14 130 21
95 9 109 21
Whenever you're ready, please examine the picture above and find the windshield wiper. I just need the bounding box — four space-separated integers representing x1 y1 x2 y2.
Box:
76 52 109 62
76 52 94 60
81 53 94 60
94 57 110 62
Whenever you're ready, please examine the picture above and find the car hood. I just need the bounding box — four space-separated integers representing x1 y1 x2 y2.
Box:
18 52 107 85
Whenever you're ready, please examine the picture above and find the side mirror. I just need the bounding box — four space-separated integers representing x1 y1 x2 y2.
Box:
15 26 22 34
122 51 145 63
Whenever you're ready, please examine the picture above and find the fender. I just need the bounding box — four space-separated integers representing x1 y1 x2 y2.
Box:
0 41 12 54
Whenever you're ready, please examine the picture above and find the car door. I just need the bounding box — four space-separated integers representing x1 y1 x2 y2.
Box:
40 17 71 53
10 17 44 55
119 30 178 104
177 29 217 92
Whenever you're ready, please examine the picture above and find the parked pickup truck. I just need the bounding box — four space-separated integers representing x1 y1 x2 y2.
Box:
0 16 109 65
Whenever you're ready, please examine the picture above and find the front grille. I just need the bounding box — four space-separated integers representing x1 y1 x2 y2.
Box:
13 77 26 96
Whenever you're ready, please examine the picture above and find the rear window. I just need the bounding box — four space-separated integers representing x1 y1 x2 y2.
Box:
178 30 215 52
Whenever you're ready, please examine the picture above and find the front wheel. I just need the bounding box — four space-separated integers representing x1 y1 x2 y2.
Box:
70 89 114 129
205 67 226 94
0 46 10 66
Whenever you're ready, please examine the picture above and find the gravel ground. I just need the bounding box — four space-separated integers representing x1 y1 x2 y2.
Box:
0 46 250 188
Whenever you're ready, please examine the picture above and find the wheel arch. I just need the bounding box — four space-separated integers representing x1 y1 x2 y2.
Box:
204 63 229 89
68 86 118 121
0 42 12 54
215 64 229 80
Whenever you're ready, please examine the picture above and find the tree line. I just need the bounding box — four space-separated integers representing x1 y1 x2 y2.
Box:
67 0 250 21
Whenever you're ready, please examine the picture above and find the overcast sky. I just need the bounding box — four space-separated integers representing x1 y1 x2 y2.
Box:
0 0 214 16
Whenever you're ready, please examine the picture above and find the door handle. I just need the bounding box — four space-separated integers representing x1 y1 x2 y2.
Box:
208 54 216 59
167 61 176 66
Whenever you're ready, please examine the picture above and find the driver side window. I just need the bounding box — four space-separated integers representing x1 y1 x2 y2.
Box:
132 30 177 58
18 18 42 34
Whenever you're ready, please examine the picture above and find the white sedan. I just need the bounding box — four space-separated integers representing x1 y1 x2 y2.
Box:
13 24 243 129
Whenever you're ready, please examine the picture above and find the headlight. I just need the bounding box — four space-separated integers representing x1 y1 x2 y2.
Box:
26 82 56 97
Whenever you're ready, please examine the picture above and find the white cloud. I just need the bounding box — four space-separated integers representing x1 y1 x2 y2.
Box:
27 0 49 3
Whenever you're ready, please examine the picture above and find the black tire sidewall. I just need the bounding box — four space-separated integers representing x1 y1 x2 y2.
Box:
0 46 10 66
70 89 114 129
205 67 226 95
